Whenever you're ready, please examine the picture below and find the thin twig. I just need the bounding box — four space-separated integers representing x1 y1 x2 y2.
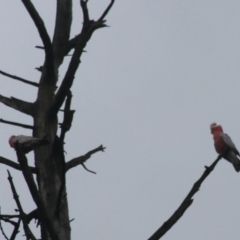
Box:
35 46 44 49
0 216 19 227
82 163 96 174
98 0 115 21
0 119 34 129
0 70 39 87
0 215 19 219
0 208 9 240
7 170 37 240
62 218 74 227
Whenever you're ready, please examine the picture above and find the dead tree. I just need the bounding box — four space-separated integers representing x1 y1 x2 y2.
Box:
0 1 114 239
0 1 227 240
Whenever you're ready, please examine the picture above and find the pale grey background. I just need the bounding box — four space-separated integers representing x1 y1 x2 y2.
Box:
1 0 240 239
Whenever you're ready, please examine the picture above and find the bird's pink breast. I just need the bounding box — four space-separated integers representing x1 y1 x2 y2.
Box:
214 135 227 154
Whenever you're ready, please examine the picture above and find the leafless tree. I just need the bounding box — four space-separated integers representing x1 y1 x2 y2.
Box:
0 1 114 239
0 1 225 240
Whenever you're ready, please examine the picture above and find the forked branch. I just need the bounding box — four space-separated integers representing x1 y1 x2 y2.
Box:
66 0 114 54
66 145 106 172
147 154 223 240
49 0 115 117
9 219 21 240
0 213 21 240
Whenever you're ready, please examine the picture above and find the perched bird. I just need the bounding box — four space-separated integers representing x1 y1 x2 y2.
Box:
9 135 49 153
210 123 240 172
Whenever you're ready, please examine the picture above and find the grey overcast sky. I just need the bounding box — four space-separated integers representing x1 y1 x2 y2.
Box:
1 0 240 239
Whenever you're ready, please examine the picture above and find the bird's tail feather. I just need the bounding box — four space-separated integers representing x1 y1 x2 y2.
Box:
226 151 240 172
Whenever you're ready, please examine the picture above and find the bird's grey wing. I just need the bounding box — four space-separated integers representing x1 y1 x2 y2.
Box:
15 135 34 144
220 133 240 155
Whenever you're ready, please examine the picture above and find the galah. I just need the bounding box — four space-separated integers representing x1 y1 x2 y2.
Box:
210 123 240 172
9 135 49 153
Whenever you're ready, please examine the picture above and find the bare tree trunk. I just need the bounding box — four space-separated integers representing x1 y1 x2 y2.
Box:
0 1 114 239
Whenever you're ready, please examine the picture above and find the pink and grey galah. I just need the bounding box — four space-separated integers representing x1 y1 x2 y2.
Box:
9 135 49 153
210 122 240 172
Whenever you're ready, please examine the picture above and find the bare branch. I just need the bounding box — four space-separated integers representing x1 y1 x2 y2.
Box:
48 41 82 117
0 208 9 240
0 215 19 220
98 0 115 21
0 70 39 87
0 156 36 174
21 0 54 72
9 218 21 240
49 0 115 117
35 46 44 49
15 143 60 240
66 145 105 172
0 119 34 130
7 170 37 240
0 215 19 227
147 154 223 240
0 223 9 240
0 213 21 240
82 163 96 174
26 209 39 225
62 218 74 227
35 66 43 72
0 95 33 116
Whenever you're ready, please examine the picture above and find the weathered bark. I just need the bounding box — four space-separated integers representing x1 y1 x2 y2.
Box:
0 1 114 239
0 95 33 116
31 1 72 239
34 72 69 240
53 0 72 68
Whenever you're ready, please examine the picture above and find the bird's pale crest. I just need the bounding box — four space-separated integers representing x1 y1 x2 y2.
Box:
210 122 218 130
